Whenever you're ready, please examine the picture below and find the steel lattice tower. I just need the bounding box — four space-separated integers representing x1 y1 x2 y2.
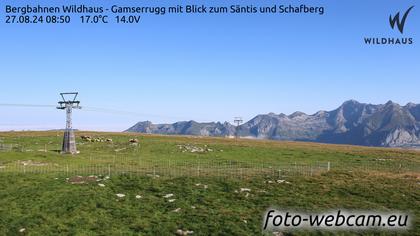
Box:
234 117 243 139
57 92 81 154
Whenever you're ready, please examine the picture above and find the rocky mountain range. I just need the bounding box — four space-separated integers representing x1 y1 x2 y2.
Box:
125 100 420 147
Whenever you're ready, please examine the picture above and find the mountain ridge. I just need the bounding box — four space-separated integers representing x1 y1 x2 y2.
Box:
125 100 420 147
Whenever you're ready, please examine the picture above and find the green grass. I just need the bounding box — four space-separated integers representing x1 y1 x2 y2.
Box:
1 131 418 173
0 131 419 235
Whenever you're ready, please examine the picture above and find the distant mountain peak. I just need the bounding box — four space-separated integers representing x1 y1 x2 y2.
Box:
314 110 327 116
289 111 306 118
342 99 360 105
126 100 420 148
385 100 397 106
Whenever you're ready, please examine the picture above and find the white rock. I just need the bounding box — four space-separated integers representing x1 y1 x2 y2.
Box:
98 184 105 187
116 193 125 198
168 199 176 203
19 228 26 233
163 193 174 198
176 229 194 235
135 195 142 199
272 231 284 236
240 188 251 192
172 208 181 212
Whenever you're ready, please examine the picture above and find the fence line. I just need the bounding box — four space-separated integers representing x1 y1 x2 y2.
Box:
0 160 331 179
1 143 419 177
1 159 417 178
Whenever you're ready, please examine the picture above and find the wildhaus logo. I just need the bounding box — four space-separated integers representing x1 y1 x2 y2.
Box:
364 6 414 45
389 6 414 34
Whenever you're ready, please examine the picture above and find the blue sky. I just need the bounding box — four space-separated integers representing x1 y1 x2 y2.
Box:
0 0 419 131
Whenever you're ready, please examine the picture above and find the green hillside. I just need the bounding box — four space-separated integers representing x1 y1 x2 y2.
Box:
0 131 419 235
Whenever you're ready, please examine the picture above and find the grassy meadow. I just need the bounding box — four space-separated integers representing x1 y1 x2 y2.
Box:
0 131 419 235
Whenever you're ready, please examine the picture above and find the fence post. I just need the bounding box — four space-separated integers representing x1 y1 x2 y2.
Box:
327 162 330 171
108 164 111 177
230 160 232 178
166 159 169 177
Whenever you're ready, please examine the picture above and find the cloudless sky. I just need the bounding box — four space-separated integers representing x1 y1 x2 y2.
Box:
0 0 419 131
